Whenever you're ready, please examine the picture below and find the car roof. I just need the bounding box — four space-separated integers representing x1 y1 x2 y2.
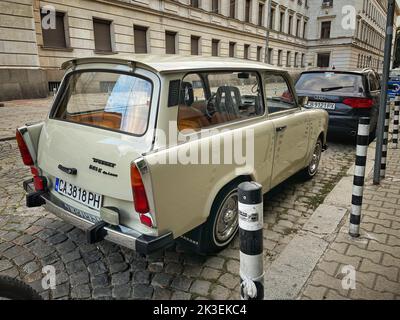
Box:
61 54 284 74
300 68 375 75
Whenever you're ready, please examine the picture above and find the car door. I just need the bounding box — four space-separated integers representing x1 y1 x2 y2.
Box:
263 72 310 188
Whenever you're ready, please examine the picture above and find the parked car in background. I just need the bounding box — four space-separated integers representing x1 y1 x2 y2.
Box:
17 55 328 255
295 68 380 140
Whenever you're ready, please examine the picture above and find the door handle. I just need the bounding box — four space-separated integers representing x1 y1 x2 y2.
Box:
276 125 287 133
58 164 77 175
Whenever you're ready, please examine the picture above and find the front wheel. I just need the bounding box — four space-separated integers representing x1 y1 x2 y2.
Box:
197 181 242 254
300 138 323 180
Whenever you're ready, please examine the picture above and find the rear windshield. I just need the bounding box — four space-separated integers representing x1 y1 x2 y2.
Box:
295 72 364 96
53 71 152 136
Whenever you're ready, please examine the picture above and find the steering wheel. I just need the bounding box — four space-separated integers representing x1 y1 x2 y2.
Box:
205 92 217 118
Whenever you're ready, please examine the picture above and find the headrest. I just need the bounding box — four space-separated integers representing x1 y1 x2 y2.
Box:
180 82 194 106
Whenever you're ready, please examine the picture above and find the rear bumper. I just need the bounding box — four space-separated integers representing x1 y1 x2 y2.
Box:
328 115 361 136
23 179 174 254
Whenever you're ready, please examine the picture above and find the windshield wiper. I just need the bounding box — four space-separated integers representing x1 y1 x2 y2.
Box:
321 85 354 92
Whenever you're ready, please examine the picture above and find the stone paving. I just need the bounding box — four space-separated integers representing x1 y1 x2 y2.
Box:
0 99 356 300
0 98 52 140
300 143 400 300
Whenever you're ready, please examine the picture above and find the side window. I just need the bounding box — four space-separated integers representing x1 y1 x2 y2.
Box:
368 73 377 92
177 71 264 131
264 74 296 114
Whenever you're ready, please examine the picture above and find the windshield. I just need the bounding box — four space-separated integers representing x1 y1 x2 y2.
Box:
295 72 364 96
53 71 153 136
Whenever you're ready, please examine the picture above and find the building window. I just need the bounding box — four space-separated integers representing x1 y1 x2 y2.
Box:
294 52 298 67
229 42 236 57
278 50 282 66
270 7 275 29
212 39 219 56
165 31 177 54
258 2 264 26
212 0 219 13
257 46 262 61
191 36 200 55
303 21 307 38
41 11 67 49
267 48 273 64
279 11 285 32
230 0 236 19
190 0 199 8
93 18 113 52
245 0 251 23
317 52 330 67
244 44 250 59
320 21 331 39
322 0 333 8
288 15 293 35
286 51 291 67
301 53 305 67
134 25 147 53
296 18 300 37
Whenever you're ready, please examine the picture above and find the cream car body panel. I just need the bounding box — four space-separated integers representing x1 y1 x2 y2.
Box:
18 55 328 254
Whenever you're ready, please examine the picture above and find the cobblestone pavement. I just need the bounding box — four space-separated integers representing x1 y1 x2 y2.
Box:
0 98 51 140
300 144 400 300
0 138 355 300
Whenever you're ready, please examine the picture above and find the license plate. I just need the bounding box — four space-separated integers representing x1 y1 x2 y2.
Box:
54 178 102 211
306 101 336 110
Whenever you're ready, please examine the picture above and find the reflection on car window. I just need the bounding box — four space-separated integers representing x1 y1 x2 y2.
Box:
54 72 152 135
295 72 364 96
264 74 295 114
177 71 264 131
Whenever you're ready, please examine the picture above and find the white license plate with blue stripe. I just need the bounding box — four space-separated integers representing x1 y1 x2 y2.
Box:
54 178 102 211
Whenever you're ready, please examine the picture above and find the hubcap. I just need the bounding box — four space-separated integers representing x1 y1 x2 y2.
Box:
309 142 322 175
215 191 239 243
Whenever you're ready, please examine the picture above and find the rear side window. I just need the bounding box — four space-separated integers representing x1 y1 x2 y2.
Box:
264 74 296 114
295 72 364 96
177 71 264 131
53 72 152 136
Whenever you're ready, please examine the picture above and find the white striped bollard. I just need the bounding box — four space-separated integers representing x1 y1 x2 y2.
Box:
393 99 399 148
380 98 390 178
238 181 264 300
349 117 370 238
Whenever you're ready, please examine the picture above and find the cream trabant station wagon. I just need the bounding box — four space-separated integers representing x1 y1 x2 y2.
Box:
17 55 328 254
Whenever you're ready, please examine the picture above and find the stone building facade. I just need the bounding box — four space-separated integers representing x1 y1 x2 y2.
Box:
0 0 398 101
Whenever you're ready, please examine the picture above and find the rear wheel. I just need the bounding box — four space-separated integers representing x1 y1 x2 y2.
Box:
300 138 322 180
0 276 42 300
197 181 242 254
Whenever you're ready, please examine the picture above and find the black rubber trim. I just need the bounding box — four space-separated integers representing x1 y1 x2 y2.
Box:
135 233 175 255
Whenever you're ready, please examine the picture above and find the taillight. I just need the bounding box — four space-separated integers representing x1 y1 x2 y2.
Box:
343 98 373 109
139 213 153 228
33 176 47 191
16 130 34 166
130 163 150 214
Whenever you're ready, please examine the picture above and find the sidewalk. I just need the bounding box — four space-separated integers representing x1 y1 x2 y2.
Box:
265 139 400 300
0 98 52 141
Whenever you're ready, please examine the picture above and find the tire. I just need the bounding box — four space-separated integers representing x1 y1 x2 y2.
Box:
0 276 42 300
197 180 245 254
300 138 323 180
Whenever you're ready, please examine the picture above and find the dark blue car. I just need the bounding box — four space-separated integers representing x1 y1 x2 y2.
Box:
295 68 380 140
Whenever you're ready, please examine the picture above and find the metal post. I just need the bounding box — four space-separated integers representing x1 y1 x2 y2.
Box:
238 181 264 300
393 99 399 148
373 0 396 184
264 0 272 64
350 117 370 238
380 98 391 178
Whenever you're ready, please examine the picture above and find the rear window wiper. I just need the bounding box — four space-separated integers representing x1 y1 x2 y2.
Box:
321 85 354 92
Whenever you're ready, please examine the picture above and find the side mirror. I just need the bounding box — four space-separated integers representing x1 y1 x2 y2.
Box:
298 96 309 107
